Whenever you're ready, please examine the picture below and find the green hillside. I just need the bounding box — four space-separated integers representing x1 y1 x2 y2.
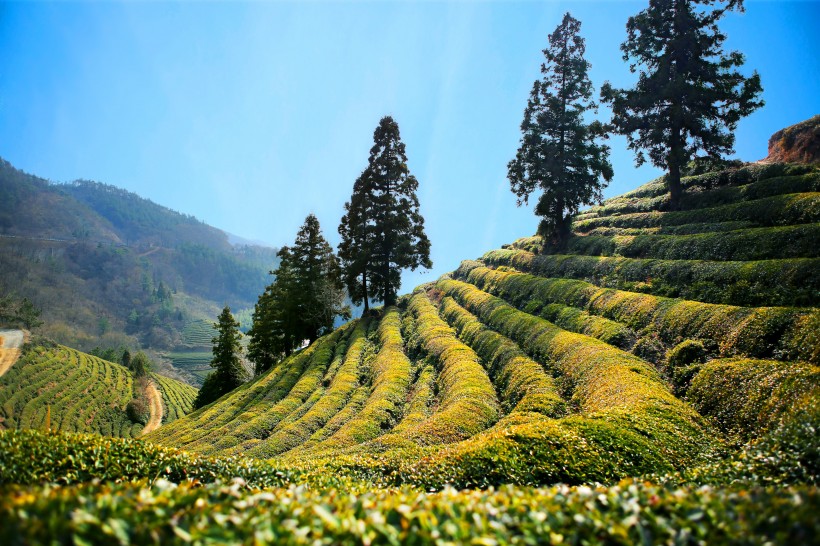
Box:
146 162 819 486
3 161 818 543
0 342 197 437
0 159 278 356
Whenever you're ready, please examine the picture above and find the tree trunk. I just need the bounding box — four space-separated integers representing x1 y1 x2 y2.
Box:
362 272 369 313
668 161 683 211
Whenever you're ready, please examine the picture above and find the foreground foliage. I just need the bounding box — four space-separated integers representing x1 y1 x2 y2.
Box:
2 477 817 546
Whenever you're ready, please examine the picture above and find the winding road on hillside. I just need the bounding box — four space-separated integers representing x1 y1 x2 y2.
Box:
0 329 24 377
140 381 164 436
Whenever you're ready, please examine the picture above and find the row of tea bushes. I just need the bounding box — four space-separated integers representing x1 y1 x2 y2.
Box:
463 264 817 363
581 165 818 217
149 373 197 423
310 308 412 452
687 358 820 440
483 249 820 307
566 224 820 261
0 346 193 438
399 291 499 445
437 295 565 416
574 192 820 233
254 319 373 458
221 326 350 457
436 278 712 470
146 341 322 451
3 476 816 545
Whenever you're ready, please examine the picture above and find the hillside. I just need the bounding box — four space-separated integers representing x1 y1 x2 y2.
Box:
0 160 817 543
146 161 819 489
2 159 818 544
0 158 278 362
0 342 197 437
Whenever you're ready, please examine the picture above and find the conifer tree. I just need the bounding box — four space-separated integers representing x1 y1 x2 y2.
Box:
194 306 246 408
339 116 431 307
601 0 763 210
291 214 348 343
508 13 613 249
248 216 347 375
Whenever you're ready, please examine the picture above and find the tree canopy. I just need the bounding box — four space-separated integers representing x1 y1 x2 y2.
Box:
601 0 763 209
508 12 613 249
248 215 348 375
194 306 247 408
338 116 431 308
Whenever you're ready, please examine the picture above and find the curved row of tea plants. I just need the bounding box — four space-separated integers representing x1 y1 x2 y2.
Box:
461 263 817 364
484 248 820 307
0 345 197 437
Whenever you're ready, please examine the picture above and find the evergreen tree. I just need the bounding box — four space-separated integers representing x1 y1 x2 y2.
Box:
601 0 763 209
248 246 299 375
194 306 247 408
508 13 613 249
17 298 43 329
339 116 431 307
338 173 374 312
129 351 152 378
291 214 348 343
247 216 347 375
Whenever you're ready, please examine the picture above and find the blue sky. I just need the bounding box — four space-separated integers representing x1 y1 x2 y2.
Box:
1 1 818 293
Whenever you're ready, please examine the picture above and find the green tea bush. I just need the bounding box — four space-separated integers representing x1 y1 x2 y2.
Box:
253 319 372 457
585 166 818 217
438 296 566 416
437 278 712 470
483 248 820 307
0 429 294 487
311 308 412 451
150 373 197 423
574 192 820 233
566 224 820 261
398 292 499 444
687 358 820 440
0 345 196 439
464 265 815 362
2 477 817 546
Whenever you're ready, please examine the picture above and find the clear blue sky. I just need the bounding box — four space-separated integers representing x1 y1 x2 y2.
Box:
1 1 818 293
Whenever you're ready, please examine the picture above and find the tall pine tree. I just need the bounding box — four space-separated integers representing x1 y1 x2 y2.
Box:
291 214 348 342
508 13 613 249
248 216 347 375
247 246 297 374
194 306 247 408
601 0 763 209
338 116 431 308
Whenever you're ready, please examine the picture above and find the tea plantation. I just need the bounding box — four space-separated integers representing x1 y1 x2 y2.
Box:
0 343 197 437
1 162 818 544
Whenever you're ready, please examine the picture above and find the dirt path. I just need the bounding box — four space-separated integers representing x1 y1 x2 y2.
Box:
140 381 164 435
0 329 24 377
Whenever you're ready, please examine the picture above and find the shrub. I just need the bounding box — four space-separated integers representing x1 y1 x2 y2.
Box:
687 358 820 441
125 397 149 425
437 277 712 471
438 296 565 416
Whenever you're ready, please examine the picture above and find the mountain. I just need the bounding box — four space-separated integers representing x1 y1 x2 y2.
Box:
0 159 279 381
146 159 819 488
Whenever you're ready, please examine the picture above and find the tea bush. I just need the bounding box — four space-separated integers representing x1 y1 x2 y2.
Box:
483 248 820 307
687 358 820 440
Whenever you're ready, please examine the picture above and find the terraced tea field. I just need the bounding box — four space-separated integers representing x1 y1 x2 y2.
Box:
147 163 819 488
0 344 197 437
3 162 818 543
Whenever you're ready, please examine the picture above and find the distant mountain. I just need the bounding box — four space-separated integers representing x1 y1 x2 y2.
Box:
0 158 278 377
